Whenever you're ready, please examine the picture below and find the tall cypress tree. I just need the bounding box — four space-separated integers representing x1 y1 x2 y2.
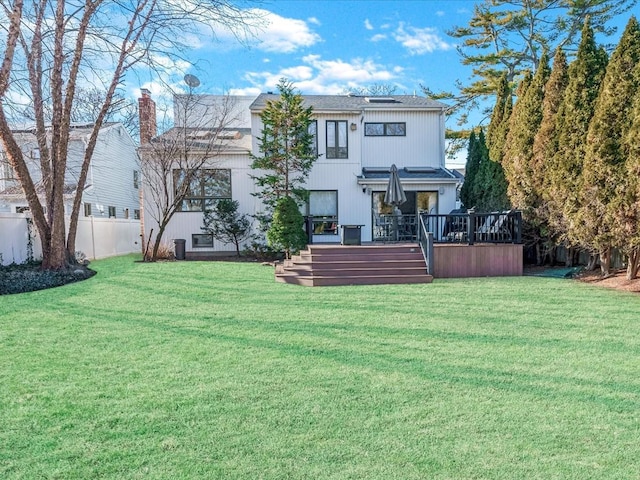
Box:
470 129 490 209
622 62 640 279
504 55 549 212
579 16 640 275
460 130 478 209
534 48 569 263
477 73 511 211
545 18 608 250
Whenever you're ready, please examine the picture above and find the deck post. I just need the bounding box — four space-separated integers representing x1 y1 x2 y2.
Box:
514 211 523 244
426 232 434 276
467 208 475 245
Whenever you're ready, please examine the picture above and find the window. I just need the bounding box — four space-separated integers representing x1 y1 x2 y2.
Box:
364 122 406 136
326 121 348 159
133 170 140 189
173 169 232 212
108 206 116 218
84 202 92 217
134 209 140 220
306 190 338 235
192 234 213 248
15 206 30 213
308 120 318 158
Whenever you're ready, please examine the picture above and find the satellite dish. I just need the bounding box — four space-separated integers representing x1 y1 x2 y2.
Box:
184 74 200 88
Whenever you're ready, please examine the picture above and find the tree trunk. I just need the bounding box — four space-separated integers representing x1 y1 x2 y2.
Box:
599 246 611 277
586 253 599 271
626 248 640 280
564 246 573 267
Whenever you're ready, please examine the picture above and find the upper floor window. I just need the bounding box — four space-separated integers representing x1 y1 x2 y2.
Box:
133 170 140 189
108 206 116 218
84 202 92 217
308 120 318 158
364 122 406 136
326 120 348 159
173 168 231 212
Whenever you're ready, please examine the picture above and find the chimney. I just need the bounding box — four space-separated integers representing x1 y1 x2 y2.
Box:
138 88 156 144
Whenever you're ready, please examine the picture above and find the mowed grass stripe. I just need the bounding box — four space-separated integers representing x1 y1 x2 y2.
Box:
1 254 639 479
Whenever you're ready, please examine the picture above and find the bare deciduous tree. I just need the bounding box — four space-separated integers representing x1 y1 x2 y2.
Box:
139 91 247 261
0 0 258 270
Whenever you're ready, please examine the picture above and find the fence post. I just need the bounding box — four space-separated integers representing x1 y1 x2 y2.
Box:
467 208 475 245
426 232 434 276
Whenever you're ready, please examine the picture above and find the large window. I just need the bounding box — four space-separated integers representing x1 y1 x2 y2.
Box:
326 120 348 159
364 122 406 136
307 190 338 235
174 169 231 212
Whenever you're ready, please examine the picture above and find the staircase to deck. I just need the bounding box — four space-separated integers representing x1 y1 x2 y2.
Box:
275 244 433 286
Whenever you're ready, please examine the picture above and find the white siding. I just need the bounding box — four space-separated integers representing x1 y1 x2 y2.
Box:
143 153 260 254
361 110 444 168
81 125 140 219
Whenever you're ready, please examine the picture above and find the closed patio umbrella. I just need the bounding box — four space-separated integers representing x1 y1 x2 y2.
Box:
384 164 406 240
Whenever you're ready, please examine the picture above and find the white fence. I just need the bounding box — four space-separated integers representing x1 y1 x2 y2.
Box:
0 213 142 265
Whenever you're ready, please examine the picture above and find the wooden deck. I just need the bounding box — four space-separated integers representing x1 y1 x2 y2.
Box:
433 243 523 278
275 244 433 287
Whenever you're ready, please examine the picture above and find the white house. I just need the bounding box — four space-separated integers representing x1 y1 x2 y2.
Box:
0 122 141 220
141 92 463 256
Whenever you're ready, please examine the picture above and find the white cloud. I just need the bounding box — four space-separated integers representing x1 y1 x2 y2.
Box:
239 55 401 95
393 23 452 55
308 17 321 26
364 19 374 30
370 34 387 42
247 9 321 53
436 11 445 17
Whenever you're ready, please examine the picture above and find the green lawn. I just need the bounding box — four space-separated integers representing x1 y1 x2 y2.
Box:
1 255 639 479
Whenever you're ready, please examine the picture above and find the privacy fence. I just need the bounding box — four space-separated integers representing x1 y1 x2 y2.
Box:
0 213 141 266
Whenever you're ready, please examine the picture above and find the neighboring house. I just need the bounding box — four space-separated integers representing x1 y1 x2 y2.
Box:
140 91 463 256
0 122 141 220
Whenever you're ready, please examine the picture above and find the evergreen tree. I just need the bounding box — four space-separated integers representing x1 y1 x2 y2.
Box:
201 199 251 257
250 79 316 252
622 62 640 279
503 68 536 209
478 73 511 211
470 129 490 210
459 131 478 209
533 48 569 263
503 55 550 263
267 196 308 259
579 16 640 275
251 79 316 210
545 18 608 251
429 0 634 120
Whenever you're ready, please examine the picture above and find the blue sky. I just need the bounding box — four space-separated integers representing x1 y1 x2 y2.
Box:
139 1 476 99
134 0 639 164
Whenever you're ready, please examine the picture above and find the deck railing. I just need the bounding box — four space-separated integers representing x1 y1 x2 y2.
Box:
417 214 434 275
421 210 523 245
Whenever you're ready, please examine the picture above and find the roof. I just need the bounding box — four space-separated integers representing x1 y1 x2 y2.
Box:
250 94 448 113
0 182 78 196
358 166 461 183
147 127 252 153
7 122 127 144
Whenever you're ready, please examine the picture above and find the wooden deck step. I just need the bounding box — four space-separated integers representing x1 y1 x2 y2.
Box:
275 243 433 287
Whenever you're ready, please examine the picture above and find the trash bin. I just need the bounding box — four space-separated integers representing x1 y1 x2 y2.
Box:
341 225 362 245
174 238 186 260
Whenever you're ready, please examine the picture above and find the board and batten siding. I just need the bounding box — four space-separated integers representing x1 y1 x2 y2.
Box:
361 110 445 169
